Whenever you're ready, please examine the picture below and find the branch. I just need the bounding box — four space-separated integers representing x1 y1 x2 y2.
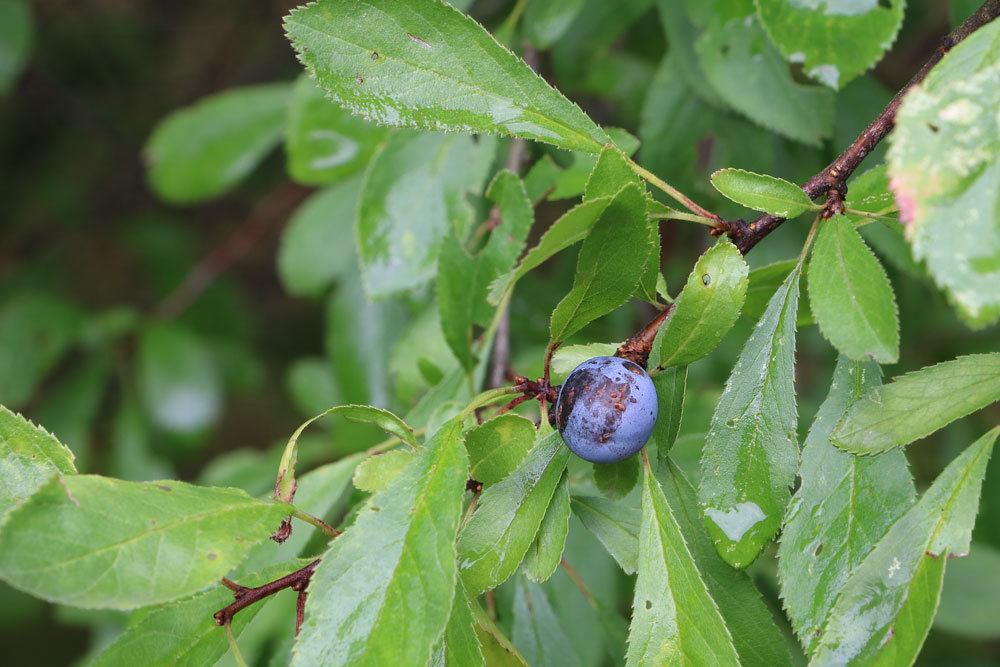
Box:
733 0 1000 254
214 559 320 636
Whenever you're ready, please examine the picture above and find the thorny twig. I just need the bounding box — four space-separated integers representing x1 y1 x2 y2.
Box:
214 559 320 636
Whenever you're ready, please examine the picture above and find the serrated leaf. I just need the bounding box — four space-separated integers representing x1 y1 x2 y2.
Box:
465 413 536 488
352 449 415 493
626 459 739 666
571 494 640 575
811 428 997 664
432 580 485 667
0 476 288 609
90 560 306 667
777 357 914 652
512 576 581 666
278 174 363 298
144 83 291 204
593 456 640 501
457 431 571 595
291 420 468 666
756 0 906 89
808 220 900 363
652 240 749 368
584 146 642 201
696 16 834 145
286 75 387 186
523 472 571 583
357 131 495 297
0 405 76 520
743 259 814 326
652 367 686 467
489 197 612 305
549 128 640 200
550 184 651 342
284 0 610 153
657 459 792 666
524 0 585 49
830 353 1000 455
711 168 813 217
888 20 1000 327
699 264 801 568
470 597 530 666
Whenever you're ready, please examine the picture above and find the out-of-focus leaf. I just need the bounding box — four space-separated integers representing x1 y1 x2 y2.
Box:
699 264 800 568
0 293 82 409
0 0 31 94
0 405 76 520
285 75 386 186
593 456 640 501
278 175 363 298
523 472 571 583
550 185 651 342
465 413 536 488
626 459 739 666
144 83 291 204
652 367 686 467
286 358 340 418
571 494 640 575
935 542 1000 639
137 323 223 437
356 131 494 297
34 352 112 470
285 0 610 153
106 396 172 483
0 476 288 609
652 240 748 368
888 20 1000 327
292 420 468 666
812 429 997 664
756 0 905 89
524 0 585 49
808 220 900 363
710 168 813 217
696 16 834 145
831 353 1000 455
777 357 914 652
458 431 570 595
512 576 581 667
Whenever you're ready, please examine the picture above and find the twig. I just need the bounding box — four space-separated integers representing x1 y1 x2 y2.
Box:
155 182 310 319
733 0 1000 254
560 558 597 608
214 559 321 634
616 304 674 368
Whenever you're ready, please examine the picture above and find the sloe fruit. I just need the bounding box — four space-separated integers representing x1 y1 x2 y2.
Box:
554 356 658 464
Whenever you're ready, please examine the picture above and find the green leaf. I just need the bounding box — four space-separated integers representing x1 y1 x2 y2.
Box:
0 293 83 409
434 581 485 667
286 75 387 186
743 259 814 326
777 357 914 652
90 560 306 667
465 413 536 488
807 220 900 363
831 353 1000 455
292 419 468 666
626 460 739 666
489 197 612 305
935 542 1000 639
550 184 651 342
523 471 571 583
571 495 640 575
34 352 111 471
0 0 31 94
512 576 581 666
524 0 585 49
471 597 530 666
551 342 620 380
696 16 834 145
584 146 642 201
0 476 288 609
352 449 415 493
888 19 1000 327
0 405 76 520
657 459 792 666
356 131 495 297
137 323 223 437
699 264 801 568
457 431 571 595
756 0 905 89
278 174 363 298
811 428 997 664
593 456 640 501
710 168 813 217
284 0 610 153
652 366 686 467
144 83 291 204
652 240 749 368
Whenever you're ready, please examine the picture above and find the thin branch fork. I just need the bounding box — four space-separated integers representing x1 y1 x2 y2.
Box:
214 559 320 636
732 0 1000 254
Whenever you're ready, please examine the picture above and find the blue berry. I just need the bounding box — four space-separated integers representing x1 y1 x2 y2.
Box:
554 356 658 464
